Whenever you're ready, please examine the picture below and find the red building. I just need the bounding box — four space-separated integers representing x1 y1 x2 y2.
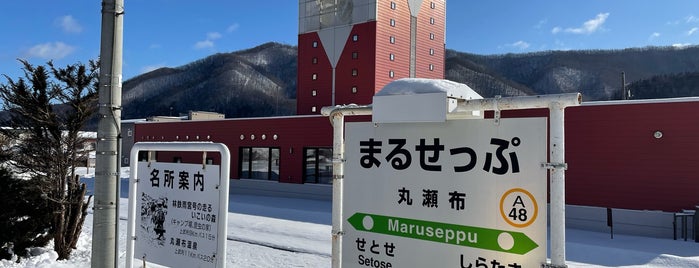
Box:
297 0 445 115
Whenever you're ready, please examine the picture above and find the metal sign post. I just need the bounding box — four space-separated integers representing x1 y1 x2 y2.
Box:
125 142 230 268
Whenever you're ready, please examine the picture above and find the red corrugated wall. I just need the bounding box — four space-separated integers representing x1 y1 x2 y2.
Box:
496 101 699 212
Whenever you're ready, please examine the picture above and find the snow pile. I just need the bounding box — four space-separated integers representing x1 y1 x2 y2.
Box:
376 78 482 100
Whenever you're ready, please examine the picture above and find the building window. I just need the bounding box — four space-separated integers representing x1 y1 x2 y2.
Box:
312 90 317 96
430 48 434 55
312 73 317 80
389 70 394 78
173 157 182 163
352 86 358 93
239 147 280 181
429 64 434 71
389 53 395 61
430 33 435 40
304 148 333 184
430 17 435 25
431 2 435 9
312 106 317 113
390 36 395 44
312 57 318 64
312 41 318 48
390 19 395 27
390 1 396 10
352 34 359 42
352 69 358 76
352 51 358 59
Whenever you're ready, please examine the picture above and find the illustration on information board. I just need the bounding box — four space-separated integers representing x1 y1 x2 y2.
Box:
139 192 169 247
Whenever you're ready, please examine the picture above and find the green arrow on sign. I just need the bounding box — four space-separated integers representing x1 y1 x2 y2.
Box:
347 212 538 255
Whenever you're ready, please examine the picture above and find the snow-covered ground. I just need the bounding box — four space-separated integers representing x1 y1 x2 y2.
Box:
1 168 699 268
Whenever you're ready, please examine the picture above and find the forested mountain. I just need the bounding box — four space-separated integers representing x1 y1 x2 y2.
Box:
121 42 297 119
446 46 699 101
119 42 699 121
628 72 699 99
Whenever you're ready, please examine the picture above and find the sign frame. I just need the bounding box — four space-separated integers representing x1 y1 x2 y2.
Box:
341 118 548 267
125 142 231 268
323 93 581 268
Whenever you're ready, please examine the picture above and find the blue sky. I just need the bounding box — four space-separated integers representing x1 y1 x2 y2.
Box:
1 1 698 81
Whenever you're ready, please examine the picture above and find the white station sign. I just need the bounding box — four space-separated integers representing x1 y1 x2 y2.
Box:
134 162 223 267
342 118 547 268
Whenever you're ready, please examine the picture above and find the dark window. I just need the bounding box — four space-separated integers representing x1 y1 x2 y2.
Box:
389 70 395 78
352 86 358 93
390 36 395 44
138 151 155 162
430 17 435 25
430 48 434 55
352 34 359 42
390 19 395 27
431 2 435 9
304 148 333 184
173 157 182 163
389 53 395 61
239 147 280 181
312 57 318 64
390 1 396 10
312 41 318 48
430 33 435 40
352 51 358 59
312 73 317 80
352 69 358 76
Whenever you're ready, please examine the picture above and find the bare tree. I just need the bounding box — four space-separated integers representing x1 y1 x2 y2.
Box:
0 59 98 260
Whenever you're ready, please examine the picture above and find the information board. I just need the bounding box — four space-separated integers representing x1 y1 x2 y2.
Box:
134 162 222 267
342 118 547 268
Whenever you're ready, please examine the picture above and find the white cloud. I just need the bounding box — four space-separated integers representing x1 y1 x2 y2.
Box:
194 40 214 50
194 32 222 50
57 15 82 34
207 32 222 40
686 15 699 23
649 32 661 39
688 27 698 36
508 40 530 50
553 13 609 35
227 23 240 33
26 42 75 59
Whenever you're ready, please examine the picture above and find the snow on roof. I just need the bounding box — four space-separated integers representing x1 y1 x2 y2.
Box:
375 78 483 100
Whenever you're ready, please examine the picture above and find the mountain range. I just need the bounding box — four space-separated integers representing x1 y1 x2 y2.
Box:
121 42 699 121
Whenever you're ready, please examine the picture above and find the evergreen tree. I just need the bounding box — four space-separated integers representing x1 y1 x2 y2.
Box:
0 167 53 261
0 59 98 260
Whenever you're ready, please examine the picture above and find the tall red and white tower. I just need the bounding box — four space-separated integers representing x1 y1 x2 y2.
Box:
297 0 446 115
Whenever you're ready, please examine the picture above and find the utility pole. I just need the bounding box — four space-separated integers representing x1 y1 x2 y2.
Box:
92 0 124 267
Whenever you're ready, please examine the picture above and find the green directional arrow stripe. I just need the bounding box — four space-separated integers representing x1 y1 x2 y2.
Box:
347 212 538 255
